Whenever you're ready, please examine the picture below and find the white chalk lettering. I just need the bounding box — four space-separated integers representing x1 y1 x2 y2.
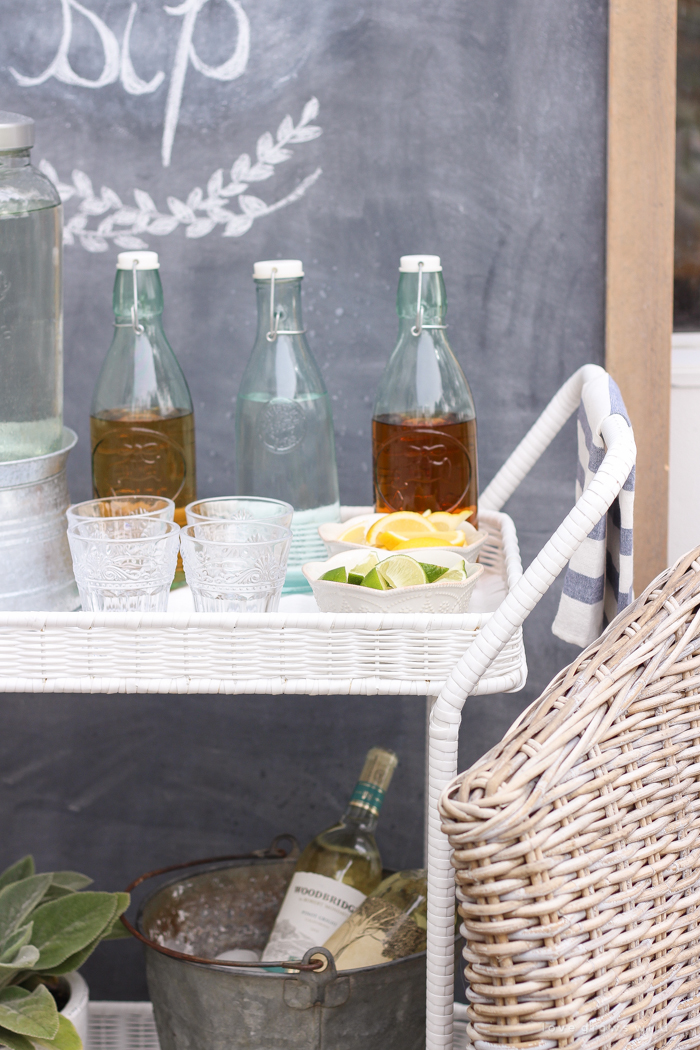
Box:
10 0 120 89
10 0 250 168
162 0 249 166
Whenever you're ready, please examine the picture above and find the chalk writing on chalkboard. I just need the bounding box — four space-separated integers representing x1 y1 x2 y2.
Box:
11 0 251 167
10 0 324 252
37 98 322 253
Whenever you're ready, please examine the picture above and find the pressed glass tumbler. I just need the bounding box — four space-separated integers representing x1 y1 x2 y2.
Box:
67 495 175 528
67 518 179 611
180 521 291 612
185 496 293 528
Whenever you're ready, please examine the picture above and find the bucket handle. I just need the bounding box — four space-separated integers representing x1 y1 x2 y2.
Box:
120 835 325 973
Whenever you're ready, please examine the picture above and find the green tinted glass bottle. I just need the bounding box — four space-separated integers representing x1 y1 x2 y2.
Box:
90 252 196 582
261 747 398 962
235 260 340 593
372 255 478 524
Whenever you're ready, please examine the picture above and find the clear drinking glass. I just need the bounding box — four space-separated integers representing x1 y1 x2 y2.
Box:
67 495 175 528
185 496 293 528
67 518 180 611
180 521 292 612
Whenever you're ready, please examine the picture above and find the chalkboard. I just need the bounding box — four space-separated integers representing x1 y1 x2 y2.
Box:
0 0 608 998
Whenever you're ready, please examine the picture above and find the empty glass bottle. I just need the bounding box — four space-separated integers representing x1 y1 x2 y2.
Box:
90 251 196 585
372 255 478 524
235 260 340 593
0 111 63 461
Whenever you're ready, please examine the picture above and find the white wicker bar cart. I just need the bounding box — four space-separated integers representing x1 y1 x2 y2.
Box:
0 363 635 1050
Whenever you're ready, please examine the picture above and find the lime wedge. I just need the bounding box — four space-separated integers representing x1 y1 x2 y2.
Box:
437 564 468 582
377 555 428 589
361 567 391 590
418 562 449 583
353 554 379 576
320 566 348 583
348 554 379 586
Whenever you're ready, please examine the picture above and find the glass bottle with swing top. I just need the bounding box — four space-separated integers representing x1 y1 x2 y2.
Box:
90 251 196 583
235 259 340 594
372 255 478 524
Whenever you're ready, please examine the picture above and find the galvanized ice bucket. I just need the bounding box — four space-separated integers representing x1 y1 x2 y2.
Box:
128 840 427 1050
0 428 78 611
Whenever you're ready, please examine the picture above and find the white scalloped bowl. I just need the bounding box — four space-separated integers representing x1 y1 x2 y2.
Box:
303 548 484 613
318 514 488 563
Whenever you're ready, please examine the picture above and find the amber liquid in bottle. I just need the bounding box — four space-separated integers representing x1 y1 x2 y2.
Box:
372 414 478 525
91 408 196 584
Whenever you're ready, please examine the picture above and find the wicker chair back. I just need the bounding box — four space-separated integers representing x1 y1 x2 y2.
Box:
440 546 700 1050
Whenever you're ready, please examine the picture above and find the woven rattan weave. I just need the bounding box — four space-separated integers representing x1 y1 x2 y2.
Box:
440 546 700 1050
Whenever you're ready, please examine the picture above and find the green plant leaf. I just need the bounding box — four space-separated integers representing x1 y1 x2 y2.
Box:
0 862 34 895
38 874 93 906
30 893 118 970
0 1023 34 1050
102 917 131 941
48 876 91 895
32 1015 81 1050
0 946 40 974
39 892 128 974
96 894 130 941
0 926 33 964
0 880 52 945
0 985 59 1039
38 935 102 978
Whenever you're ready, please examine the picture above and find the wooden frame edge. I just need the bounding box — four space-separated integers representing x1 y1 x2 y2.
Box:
606 0 677 592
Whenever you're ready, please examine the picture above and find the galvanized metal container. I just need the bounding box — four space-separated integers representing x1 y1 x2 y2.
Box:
0 428 79 611
136 851 426 1050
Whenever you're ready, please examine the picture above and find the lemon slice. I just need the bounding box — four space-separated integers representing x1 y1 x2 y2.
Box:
320 566 347 583
338 523 368 544
375 530 465 550
377 555 428 588
366 512 437 546
427 511 477 533
361 567 391 590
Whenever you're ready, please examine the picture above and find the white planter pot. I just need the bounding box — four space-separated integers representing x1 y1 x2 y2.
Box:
61 972 89 1048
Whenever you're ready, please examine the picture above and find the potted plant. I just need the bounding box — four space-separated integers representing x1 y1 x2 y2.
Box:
0 855 129 1050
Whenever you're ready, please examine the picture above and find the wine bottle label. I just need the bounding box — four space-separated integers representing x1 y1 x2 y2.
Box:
261 872 366 962
349 780 385 816
323 897 426 971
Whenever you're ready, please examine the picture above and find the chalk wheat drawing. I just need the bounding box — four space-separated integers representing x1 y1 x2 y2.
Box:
40 98 322 252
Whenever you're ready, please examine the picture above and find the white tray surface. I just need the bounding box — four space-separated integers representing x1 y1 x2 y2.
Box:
0 509 525 696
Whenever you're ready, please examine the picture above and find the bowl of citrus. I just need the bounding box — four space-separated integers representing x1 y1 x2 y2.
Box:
318 510 487 562
303 548 484 613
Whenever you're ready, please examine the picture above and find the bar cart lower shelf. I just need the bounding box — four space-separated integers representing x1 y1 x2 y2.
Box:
87 1001 470 1050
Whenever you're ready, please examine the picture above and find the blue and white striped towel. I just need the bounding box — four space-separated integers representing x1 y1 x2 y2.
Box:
551 376 635 648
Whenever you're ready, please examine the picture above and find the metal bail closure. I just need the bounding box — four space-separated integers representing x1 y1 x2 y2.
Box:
114 260 146 335
266 267 306 342
410 261 447 337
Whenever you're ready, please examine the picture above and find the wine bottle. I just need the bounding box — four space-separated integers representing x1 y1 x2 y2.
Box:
261 747 397 962
323 868 427 970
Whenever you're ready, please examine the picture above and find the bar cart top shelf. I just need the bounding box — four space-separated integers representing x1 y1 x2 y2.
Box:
0 507 525 696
